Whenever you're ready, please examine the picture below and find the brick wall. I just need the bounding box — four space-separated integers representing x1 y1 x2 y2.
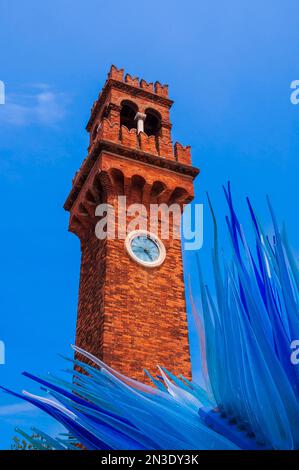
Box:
75 232 106 365
75 180 192 382
73 152 194 382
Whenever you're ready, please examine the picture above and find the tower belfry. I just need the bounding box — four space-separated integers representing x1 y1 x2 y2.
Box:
64 65 199 381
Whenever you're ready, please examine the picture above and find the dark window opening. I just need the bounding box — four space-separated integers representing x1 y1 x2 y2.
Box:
151 181 165 198
120 102 137 130
144 110 161 137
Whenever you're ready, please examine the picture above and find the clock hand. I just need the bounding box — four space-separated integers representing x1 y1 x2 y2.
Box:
145 248 153 261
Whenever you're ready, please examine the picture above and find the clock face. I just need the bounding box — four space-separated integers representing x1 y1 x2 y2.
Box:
125 230 166 268
131 235 160 263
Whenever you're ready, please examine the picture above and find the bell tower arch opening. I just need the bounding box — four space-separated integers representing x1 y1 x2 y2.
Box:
120 100 138 130
144 108 161 137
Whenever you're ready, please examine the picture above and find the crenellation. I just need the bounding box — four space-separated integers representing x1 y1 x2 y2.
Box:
125 73 139 87
138 131 158 155
154 81 169 98
157 136 174 160
120 125 139 149
174 142 191 165
140 79 154 94
108 64 124 82
100 118 120 142
107 65 169 98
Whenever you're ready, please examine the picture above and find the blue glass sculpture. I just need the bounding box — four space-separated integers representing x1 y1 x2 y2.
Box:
2 183 299 450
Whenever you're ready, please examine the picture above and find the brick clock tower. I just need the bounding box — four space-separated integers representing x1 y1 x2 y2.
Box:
64 66 199 382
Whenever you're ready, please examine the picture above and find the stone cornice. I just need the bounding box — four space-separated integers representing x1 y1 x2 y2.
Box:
64 140 199 211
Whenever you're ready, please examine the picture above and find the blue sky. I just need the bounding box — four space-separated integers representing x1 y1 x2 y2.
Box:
0 0 299 449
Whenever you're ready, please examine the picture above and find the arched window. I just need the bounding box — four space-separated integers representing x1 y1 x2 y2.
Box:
150 181 166 199
131 175 146 203
120 101 138 130
144 109 161 137
109 168 125 195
